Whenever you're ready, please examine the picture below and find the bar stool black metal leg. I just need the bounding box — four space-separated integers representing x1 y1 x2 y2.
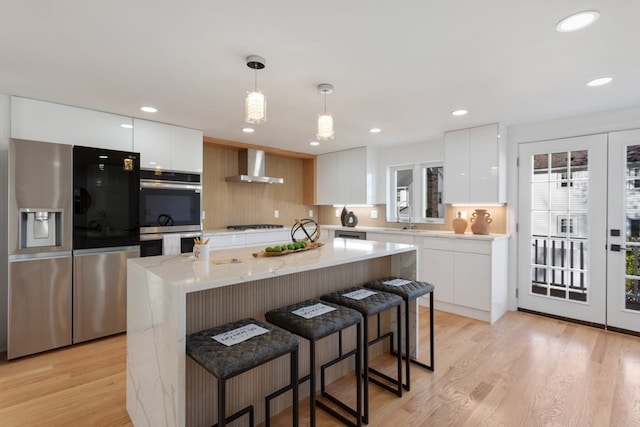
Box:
310 340 316 427
218 378 226 427
404 300 411 391
363 318 369 424
292 348 299 426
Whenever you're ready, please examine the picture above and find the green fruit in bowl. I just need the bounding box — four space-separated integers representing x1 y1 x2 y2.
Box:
265 247 273 252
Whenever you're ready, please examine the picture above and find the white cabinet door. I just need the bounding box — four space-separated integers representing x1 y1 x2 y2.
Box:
204 233 245 249
422 236 507 323
11 97 133 151
469 124 500 203
422 248 455 303
443 128 470 203
316 151 339 205
338 147 367 204
366 232 415 245
133 119 172 170
170 126 203 172
245 230 291 247
316 147 376 205
133 120 202 172
453 252 491 311
443 123 505 204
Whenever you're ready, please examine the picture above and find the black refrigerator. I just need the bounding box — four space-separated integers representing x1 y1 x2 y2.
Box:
72 146 140 343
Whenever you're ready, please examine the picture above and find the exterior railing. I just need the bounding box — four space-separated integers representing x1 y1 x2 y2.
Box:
531 235 640 310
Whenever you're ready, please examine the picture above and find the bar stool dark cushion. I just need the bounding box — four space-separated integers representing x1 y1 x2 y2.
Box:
365 278 434 301
265 299 363 341
187 318 299 380
320 287 402 315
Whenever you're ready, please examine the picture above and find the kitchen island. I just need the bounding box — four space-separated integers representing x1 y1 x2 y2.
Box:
126 238 418 427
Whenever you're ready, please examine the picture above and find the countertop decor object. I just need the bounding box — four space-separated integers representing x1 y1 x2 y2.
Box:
470 209 492 235
452 211 467 234
252 242 324 257
345 211 358 227
291 218 321 242
340 206 348 226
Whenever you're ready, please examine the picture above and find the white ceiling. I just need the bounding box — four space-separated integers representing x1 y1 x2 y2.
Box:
1 1 639 155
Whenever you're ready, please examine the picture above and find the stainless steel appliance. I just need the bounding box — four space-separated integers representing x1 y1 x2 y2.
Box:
72 145 140 343
139 231 202 257
8 139 73 359
139 169 202 257
227 224 284 230
335 229 367 240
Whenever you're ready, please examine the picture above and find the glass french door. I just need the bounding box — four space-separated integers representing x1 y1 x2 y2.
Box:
519 130 640 333
518 135 607 325
607 129 640 332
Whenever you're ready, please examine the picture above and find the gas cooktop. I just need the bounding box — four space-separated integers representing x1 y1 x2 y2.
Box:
226 224 285 231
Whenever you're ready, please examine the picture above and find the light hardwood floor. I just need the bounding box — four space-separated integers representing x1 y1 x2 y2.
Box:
1 308 639 427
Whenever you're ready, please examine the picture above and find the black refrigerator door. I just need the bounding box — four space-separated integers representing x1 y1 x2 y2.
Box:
73 146 140 249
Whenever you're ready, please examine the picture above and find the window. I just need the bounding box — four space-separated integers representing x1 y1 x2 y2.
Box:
387 162 444 224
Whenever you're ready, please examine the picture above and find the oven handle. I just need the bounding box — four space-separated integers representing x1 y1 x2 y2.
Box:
140 180 202 191
140 232 203 241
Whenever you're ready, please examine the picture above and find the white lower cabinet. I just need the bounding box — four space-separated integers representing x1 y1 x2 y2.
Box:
203 230 292 251
366 231 416 245
422 236 508 324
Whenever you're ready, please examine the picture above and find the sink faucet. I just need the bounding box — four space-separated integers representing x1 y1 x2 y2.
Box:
398 203 414 229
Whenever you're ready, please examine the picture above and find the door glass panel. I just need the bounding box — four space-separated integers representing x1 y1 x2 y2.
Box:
625 145 640 311
530 150 589 302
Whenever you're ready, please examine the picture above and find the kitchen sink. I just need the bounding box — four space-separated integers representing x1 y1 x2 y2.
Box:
384 228 423 233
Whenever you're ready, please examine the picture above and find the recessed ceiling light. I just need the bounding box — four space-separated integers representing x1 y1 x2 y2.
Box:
586 77 613 87
120 123 133 129
451 109 468 116
140 106 157 113
242 127 255 133
99 155 108 159
369 128 381 134
556 11 600 32
310 141 320 146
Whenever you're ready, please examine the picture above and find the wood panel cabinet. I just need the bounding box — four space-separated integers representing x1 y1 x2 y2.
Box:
133 119 203 173
421 236 508 323
443 123 506 203
316 147 377 205
10 96 133 151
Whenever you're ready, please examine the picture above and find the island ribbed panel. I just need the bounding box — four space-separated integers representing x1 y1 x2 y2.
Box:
185 257 392 426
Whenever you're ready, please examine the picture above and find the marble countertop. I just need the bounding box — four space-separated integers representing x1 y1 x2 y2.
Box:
324 224 509 241
202 225 508 241
129 238 417 293
202 227 290 235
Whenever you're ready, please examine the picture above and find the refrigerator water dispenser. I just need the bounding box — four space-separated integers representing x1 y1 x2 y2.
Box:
20 208 63 248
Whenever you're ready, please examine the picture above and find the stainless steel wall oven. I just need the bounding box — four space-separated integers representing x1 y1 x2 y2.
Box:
139 169 202 257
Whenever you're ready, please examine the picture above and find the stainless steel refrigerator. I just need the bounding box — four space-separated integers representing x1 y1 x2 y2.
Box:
8 139 73 359
72 145 140 343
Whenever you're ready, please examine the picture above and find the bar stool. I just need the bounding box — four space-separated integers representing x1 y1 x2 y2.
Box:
364 277 435 391
265 299 363 427
186 318 299 427
320 286 403 424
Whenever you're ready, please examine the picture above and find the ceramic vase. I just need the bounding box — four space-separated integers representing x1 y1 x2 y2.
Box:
340 206 348 227
452 211 467 234
470 209 492 235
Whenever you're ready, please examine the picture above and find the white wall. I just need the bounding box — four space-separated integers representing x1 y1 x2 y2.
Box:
0 94 9 352
505 106 640 311
375 138 444 203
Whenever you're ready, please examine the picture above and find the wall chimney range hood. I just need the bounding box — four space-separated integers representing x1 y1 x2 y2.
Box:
225 149 284 184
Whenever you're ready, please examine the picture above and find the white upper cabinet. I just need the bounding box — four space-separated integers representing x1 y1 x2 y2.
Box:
443 123 506 204
133 119 203 173
10 96 133 151
316 146 377 205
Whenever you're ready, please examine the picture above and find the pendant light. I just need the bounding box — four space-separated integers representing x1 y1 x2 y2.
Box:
317 83 334 140
245 55 267 124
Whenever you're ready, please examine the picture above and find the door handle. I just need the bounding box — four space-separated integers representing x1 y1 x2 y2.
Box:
610 244 628 252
